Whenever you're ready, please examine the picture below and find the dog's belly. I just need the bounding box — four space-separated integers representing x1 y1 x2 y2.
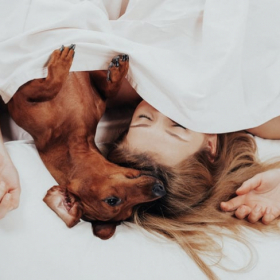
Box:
8 72 108 183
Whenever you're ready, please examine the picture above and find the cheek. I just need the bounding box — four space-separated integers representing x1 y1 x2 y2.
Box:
172 136 205 163
191 133 207 149
199 134 207 147
125 131 150 153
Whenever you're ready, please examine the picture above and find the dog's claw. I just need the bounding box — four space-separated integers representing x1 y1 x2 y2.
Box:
107 54 129 82
106 70 111 82
59 45 65 52
69 44 76 50
112 57 120 67
121 54 129 61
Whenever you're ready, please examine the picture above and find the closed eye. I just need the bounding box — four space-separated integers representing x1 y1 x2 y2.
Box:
172 123 186 129
139 114 152 120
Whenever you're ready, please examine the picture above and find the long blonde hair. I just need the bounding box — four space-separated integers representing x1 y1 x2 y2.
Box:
108 131 280 279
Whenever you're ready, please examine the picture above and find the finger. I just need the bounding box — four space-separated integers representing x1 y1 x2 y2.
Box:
220 195 246 211
9 187 20 209
234 205 252 219
247 205 264 223
0 181 7 201
236 174 262 195
0 193 12 219
262 208 279 225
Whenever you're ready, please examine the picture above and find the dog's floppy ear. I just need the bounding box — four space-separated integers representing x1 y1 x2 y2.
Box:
43 185 83 228
91 221 121 240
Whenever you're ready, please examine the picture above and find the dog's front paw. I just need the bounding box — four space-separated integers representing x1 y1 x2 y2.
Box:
47 44 76 80
107 54 129 83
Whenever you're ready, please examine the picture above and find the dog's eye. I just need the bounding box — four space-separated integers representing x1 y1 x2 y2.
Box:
104 197 122 207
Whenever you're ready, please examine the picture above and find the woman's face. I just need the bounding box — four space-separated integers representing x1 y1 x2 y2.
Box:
124 101 217 166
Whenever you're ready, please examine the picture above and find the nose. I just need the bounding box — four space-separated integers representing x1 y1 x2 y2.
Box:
152 183 166 197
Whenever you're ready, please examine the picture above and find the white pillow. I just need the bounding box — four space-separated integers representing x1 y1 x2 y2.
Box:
1 140 280 280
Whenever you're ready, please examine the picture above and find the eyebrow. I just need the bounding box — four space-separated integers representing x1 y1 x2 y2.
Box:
129 124 187 142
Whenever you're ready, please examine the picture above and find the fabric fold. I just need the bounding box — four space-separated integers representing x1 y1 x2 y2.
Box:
1 0 280 133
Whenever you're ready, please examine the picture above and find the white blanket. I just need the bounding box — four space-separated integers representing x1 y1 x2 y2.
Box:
1 0 280 133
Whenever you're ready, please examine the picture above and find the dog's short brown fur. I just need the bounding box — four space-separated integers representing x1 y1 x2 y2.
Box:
7 45 165 239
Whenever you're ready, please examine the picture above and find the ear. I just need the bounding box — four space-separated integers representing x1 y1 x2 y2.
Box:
91 221 120 240
206 134 217 156
43 185 83 228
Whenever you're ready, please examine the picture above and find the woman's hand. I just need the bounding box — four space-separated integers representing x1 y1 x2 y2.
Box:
0 128 20 219
0 160 21 219
220 169 280 224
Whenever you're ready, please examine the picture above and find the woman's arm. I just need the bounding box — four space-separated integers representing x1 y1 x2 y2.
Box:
247 116 280 139
0 126 20 219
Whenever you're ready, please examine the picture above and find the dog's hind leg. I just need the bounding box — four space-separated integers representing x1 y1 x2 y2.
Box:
15 45 75 103
89 54 129 99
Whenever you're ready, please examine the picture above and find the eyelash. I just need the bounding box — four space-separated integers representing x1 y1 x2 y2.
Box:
138 115 185 129
139 114 151 120
172 123 186 129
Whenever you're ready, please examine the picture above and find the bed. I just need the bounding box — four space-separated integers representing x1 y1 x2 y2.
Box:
2 94 280 280
1 0 280 279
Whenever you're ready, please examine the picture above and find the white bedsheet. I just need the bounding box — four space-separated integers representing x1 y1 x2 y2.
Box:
1 139 280 280
1 0 280 133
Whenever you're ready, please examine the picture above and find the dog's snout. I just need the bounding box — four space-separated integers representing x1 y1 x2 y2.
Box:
152 183 166 197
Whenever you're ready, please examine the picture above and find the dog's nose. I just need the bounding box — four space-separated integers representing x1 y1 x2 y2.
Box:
152 183 166 197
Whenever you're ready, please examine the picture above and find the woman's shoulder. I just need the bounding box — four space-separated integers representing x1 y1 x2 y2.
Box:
246 116 280 140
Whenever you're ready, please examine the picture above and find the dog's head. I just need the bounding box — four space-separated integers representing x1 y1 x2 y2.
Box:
43 164 165 239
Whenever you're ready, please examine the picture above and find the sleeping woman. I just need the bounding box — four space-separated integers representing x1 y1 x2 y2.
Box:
107 99 280 280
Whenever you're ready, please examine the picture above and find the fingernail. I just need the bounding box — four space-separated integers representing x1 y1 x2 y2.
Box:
69 44 76 50
60 45 64 52
239 206 246 213
266 207 271 214
5 193 11 201
255 205 261 212
220 202 229 211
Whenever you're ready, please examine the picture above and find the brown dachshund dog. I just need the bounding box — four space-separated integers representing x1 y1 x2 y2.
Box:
7 45 166 239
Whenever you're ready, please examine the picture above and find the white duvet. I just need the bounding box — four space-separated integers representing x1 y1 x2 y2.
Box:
1 0 280 133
